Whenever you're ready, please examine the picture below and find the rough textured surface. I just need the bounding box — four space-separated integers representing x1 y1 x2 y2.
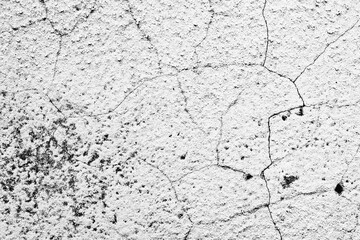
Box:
1 0 360 239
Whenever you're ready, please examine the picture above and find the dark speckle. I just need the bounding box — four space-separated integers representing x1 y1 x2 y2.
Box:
281 175 299 188
282 115 287 121
245 173 253 180
180 153 186 160
295 107 304 116
334 183 344 195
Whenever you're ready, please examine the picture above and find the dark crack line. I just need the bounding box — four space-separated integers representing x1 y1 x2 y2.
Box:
259 104 307 239
138 158 194 239
264 179 283 240
216 114 224 164
45 93 65 117
183 226 193 240
292 81 305 107
261 0 269 66
198 203 268 225
174 163 252 183
262 65 293 82
217 164 246 175
8 17 47 31
52 35 63 85
193 0 214 66
258 98 360 239
39 0 97 37
216 89 245 164
261 64 305 106
260 18 359 84
293 18 359 83
177 79 207 135
86 73 177 117
125 0 162 71
174 164 214 182
341 144 360 182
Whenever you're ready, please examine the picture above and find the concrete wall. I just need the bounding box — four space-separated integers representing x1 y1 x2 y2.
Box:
1 0 360 239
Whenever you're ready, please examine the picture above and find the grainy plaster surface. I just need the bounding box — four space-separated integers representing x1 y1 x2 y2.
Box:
1 0 360 239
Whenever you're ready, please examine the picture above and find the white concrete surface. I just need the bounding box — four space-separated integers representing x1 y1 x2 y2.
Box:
1 0 360 239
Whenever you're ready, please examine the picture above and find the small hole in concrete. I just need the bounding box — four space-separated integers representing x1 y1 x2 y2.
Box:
335 183 344 195
281 175 299 188
245 173 253 180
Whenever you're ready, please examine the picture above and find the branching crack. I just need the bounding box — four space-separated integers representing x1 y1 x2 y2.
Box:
258 97 360 239
39 0 97 37
262 65 306 106
138 159 194 239
293 18 359 83
259 104 307 239
261 18 359 84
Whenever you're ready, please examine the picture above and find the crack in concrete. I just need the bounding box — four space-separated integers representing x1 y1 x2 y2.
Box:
216 89 245 164
260 102 307 239
51 35 63 87
86 73 178 117
293 18 360 83
193 0 214 67
340 144 360 185
263 17 359 83
173 163 253 184
177 79 208 135
124 0 162 72
259 97 360 239
39 0 97 37
196 188 329 226
8 17 47 31
261 0 269 66
262 65 306 106
37 0 97 118
138 158 194 240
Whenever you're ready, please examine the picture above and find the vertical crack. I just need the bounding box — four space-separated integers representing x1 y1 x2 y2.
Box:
51 35 63 86
216 89 245 164
341 145 360 183
261 112 284 239
177 79 207 135
138 159 194 239
260 106 305 240
261 0 269 66
193 0 214 67
124 0 162 71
